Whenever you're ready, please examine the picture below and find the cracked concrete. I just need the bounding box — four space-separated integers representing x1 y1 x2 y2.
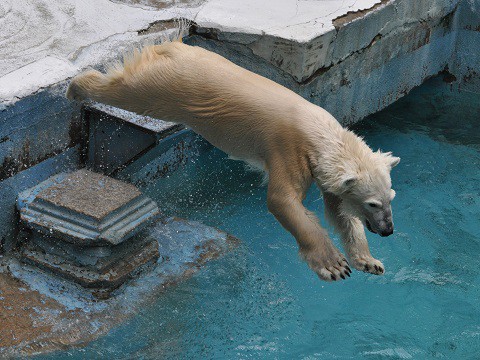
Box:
333 0 391 29
185 0 480 126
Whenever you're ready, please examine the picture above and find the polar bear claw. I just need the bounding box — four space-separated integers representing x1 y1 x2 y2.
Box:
351 256 385 275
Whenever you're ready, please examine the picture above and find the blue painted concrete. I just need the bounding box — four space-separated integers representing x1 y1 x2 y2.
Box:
0 85 82 180
0 147 80 252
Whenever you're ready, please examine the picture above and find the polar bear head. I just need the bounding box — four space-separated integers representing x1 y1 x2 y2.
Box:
337 151 399 237
318 130 400 237
332 151 400 237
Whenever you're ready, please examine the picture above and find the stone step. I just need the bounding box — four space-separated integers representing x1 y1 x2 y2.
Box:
82 101 211 190
84 102 184 175
17 169 161 297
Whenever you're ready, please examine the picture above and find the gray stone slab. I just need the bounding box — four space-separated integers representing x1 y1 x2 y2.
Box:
37 169 141 220
18 169 160 246
88 102 179 134
84 103 184 175
16 169 162 297
21 237 160 297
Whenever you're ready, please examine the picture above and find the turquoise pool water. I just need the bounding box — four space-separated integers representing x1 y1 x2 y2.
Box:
42 78 479 359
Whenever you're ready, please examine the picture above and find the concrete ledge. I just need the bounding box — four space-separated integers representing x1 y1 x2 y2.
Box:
187 0 462 123
88 102 179 133
84 103 183 175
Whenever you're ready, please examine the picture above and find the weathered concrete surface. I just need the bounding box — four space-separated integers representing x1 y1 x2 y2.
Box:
0 0 388 108
0 88 83 182
453 0 480 93
0 217 239 356
0 85 85 252
89 102 178 133
36 170 141 221
0 148 80 253
114 0 207 9
187 0 462 124
85 102 184 175
0 259 89 353
193 0 383 41
0 0 198 105
17 169 161 295
21 236 160 297
116 130 210 188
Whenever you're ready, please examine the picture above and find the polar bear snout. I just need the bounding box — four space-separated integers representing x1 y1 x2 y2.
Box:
366 215 394 237
379 222 394 237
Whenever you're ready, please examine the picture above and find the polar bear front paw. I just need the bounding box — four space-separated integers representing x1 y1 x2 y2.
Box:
301 247 352 282
350 256 384 275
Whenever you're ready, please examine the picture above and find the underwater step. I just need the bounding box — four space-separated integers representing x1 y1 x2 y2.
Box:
16 169 160 297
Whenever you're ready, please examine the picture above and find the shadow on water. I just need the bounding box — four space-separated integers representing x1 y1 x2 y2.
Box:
352 77 480 149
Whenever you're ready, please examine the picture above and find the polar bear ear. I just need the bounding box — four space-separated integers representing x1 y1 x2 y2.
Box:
388 156 401 168
380 151 400 170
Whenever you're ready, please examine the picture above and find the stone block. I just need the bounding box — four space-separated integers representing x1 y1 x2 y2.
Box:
18 169 159 246
17 169 160 297
85 102 183 175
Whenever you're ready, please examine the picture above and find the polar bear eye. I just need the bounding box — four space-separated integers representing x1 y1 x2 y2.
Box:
367 202 380 208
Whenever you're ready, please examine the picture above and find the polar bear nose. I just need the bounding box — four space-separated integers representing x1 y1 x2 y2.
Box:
380 223 394 237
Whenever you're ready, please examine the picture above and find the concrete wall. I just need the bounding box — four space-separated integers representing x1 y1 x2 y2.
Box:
454 0 480 92
186 0 462 124
0 85 84 252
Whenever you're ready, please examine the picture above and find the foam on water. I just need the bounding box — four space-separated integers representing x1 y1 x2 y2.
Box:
40 78 480 359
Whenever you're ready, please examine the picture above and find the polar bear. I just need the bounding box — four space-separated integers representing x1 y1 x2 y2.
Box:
66 39 399 282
